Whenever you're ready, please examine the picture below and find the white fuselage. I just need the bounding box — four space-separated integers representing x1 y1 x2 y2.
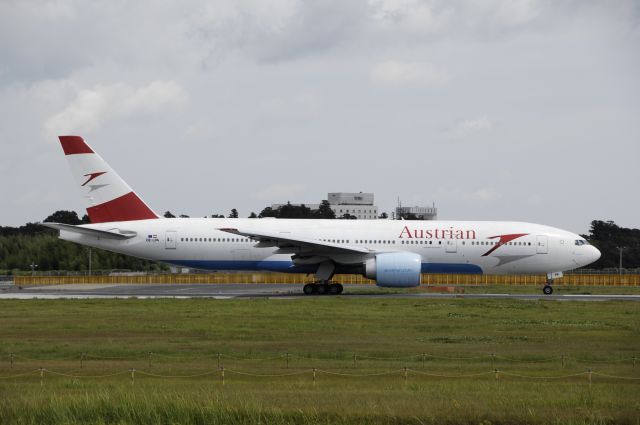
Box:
59 218 600 276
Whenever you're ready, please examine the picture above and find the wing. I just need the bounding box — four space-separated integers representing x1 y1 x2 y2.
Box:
218 227 371 254
43 223 137 240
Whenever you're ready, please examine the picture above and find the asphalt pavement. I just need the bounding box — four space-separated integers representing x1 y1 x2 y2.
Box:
1 283 639 301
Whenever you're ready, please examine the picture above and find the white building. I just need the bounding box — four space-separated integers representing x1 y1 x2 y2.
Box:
395 205 438 220
328 192 378 220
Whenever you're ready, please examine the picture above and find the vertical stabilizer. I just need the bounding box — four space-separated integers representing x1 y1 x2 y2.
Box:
58 135 159 223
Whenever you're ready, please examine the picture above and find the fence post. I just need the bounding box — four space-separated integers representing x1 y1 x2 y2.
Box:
491 353 495 368
40 367 44 387
404 367 408 382
353 353 357 369
313 368 316 385
129 368 135 386
80 352 85 369
221 366 225 386
494 369 500 381
217 353 221 369
587 368 592 387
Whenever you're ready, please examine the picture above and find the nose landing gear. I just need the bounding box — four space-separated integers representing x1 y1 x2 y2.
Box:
542 272 563 295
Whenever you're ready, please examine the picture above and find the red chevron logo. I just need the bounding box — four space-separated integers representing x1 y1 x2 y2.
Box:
481 233 529 256
81 172 106 186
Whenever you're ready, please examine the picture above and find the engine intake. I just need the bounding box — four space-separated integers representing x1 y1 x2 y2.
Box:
365 252 421 287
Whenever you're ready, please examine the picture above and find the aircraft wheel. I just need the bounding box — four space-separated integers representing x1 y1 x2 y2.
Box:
303 284 315 295
316 284 328 295
329 283 342 295
543 285 553 295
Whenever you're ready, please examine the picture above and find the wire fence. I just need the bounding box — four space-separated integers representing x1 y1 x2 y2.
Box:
1 367 638 386
3 351 638 370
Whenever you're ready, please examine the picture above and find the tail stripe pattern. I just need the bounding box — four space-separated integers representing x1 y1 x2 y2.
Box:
58 136 159 223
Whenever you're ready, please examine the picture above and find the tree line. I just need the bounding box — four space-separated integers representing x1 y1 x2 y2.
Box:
0 211 637 273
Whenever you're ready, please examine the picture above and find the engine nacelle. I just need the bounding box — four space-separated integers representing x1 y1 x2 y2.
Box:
365 252 422 288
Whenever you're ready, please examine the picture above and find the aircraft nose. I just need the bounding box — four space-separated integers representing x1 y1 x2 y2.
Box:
588 245 601 264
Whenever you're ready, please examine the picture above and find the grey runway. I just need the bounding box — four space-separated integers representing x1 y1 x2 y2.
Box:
1 283 639 301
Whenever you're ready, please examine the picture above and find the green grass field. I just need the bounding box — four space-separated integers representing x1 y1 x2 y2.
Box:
1 297 639 424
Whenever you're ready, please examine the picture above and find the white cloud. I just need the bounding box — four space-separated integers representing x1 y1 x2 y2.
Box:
492 0 540 28
459 116 493 131
370 60 450 86
464 187 500 202
369 0 453 35
43 80 188 139
447 116 494 138
183 120 212 143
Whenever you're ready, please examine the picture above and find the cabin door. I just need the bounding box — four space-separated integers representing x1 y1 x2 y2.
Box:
165 231 177 249
536 235 548 254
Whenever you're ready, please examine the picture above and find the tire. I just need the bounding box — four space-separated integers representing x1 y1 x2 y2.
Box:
316 284 327 295
329 284 341 295
543 285 553 295
303 284 315 295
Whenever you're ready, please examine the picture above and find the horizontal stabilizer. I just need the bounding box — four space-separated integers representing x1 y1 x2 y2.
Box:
43 223 137 240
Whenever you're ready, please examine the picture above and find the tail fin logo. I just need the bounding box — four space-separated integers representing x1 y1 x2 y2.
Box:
82 172 107 186
82 172 109 193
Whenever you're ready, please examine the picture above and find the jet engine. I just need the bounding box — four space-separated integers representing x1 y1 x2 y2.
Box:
364 252 422 287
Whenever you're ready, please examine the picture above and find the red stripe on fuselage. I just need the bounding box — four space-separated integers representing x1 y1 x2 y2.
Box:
86 192 158 223
59 136 94 155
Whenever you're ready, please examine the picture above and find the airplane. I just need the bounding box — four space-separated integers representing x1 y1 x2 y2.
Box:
44 135 601 295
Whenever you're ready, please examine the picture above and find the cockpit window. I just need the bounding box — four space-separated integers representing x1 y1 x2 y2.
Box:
575 239 589 246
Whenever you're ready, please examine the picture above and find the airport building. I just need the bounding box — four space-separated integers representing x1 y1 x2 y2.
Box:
329 192 378 220
271 192 379 220
395 204 438 220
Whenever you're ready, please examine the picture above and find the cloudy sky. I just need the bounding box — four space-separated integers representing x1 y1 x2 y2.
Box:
1 0 638 233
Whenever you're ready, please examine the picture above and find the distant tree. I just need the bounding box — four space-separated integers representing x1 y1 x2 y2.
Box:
315 200 336 219
81 214 91 224
258 207 278 218
248 212 258 218
43 210 82 225
338 213 357 220
585 220 640 269
379 212 388 219
179 214 190 218
277 202 314 219
228 208 239 218
163 211 176 218
210 214 224 218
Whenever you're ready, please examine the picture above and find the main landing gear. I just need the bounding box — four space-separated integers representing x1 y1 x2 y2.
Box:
303 261 343 295
303 282 344 295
